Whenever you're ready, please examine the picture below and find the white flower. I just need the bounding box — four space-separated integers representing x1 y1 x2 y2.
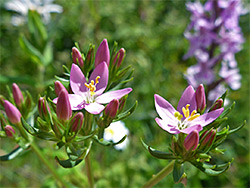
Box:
5 0 63 26
103 121 129 150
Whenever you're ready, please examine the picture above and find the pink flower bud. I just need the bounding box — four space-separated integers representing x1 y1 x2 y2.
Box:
54 81 67 96
195 84 206 112
4 100 21 124
184 130 199 151
38 97 50 119
5 125 15 137
113 48 125 67
56 90 72 121
105 99 119 119
95 39 110 67
72 47 84 67
70 112 84 133
12 83 24 107
210 99 223 111
200 129 216 147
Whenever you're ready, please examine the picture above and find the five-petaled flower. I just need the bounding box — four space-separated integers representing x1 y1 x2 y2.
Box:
154 85 224 134
54 61 132 114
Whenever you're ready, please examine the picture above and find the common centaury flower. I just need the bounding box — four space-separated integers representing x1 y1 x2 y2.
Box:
154 86 223 134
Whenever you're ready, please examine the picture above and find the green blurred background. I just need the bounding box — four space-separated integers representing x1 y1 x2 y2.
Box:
0 0 249 187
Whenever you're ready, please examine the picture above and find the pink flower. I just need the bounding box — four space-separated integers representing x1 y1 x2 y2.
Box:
154 86 224 134
54 62 132 115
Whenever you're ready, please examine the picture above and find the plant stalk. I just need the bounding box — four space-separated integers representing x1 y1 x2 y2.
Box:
85 152 94 188
142 160 175 188
30 142 68 188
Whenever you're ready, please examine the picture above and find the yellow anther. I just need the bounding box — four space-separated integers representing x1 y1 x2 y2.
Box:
182 104 190 118
174 111 183 121
190 110 197 117
84 76 101 96
95 76 100 84
188 113 200 121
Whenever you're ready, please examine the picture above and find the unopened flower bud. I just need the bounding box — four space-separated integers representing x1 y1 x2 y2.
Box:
38 97 50 120
183 130 199 151
200 129 216 148
5 125 15 137
12 83 24 107
95 39 110 67
195 84 206 113
56 90 72 121
4 100 21 124
209 99 223 111
105 99 119 119
113 48 125 67
54 81 67 96
72 47 84 67
70 112 84 134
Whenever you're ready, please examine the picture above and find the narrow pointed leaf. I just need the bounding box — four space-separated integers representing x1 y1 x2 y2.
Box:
93 135 127 146
0 146 28 161
228 120 246 135
115 100 137 121
55 156 83 168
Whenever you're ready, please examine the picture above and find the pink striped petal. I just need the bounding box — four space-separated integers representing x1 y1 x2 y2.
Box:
89 61 108 95
96 88 132 104
70 64 87 96
155 117 180 134
84 102 105 114
177 85 196 114
180 124 203 134
154 94 176 122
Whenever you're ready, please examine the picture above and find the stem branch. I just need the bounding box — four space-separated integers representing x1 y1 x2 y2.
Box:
30 142 68 187
142 160 175 188
85 152 94 188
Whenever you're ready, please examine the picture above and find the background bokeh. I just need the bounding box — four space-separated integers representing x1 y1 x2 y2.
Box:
0 0 249 187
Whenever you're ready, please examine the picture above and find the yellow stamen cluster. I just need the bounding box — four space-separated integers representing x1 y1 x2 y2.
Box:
175 104 200 122
84 76 100 96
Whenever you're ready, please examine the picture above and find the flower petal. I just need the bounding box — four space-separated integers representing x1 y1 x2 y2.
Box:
155 118 180 134
180 124 203 134
95 88 132 104
53 94 85 111
84 102 105 114
189 108 224 127
177 85 196 114
89 61 109 95
154 94 176 122
70 64 87 96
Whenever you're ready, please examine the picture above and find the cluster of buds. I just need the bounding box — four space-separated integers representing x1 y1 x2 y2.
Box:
0 83 33 142
9 39 135 168
142 84 244 183
184 0 247 103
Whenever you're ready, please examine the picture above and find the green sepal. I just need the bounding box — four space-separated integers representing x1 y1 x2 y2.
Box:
116 65 132 80
62 65 70 74
74 130 96 142
228 120 246 135
220 102 235 118
54 75 70 83
55 156 83 168
114 100 137 121
173 160 184 183
21 117 37 135
190 160 231 176
0 146 28 161
141 138 178 160
205 117 228 130
210 147 226 154
35 131 58 141
93 135 127 147
66 141 92 161
220 90 228 102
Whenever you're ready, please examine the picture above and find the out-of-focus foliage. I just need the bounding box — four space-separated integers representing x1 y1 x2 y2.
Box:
0 0 249 187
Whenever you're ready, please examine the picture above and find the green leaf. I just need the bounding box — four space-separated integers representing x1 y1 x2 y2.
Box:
93 135 127 147
190 160 231 176
55 156 83 168
228 120 246 135
21 117 37 135
35 131 58 141
19 35 44 65
0 146 28 161
220 102 235 118
115 100 137 121
74 130 96 142
140 138 177 160
173 161 184 183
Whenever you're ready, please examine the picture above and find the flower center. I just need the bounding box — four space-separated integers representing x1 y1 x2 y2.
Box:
174 104 200 130
84 76 100 96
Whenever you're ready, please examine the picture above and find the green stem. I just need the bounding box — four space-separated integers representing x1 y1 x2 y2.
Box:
142 160 175 188
85 152 94 188
30 142 68 188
